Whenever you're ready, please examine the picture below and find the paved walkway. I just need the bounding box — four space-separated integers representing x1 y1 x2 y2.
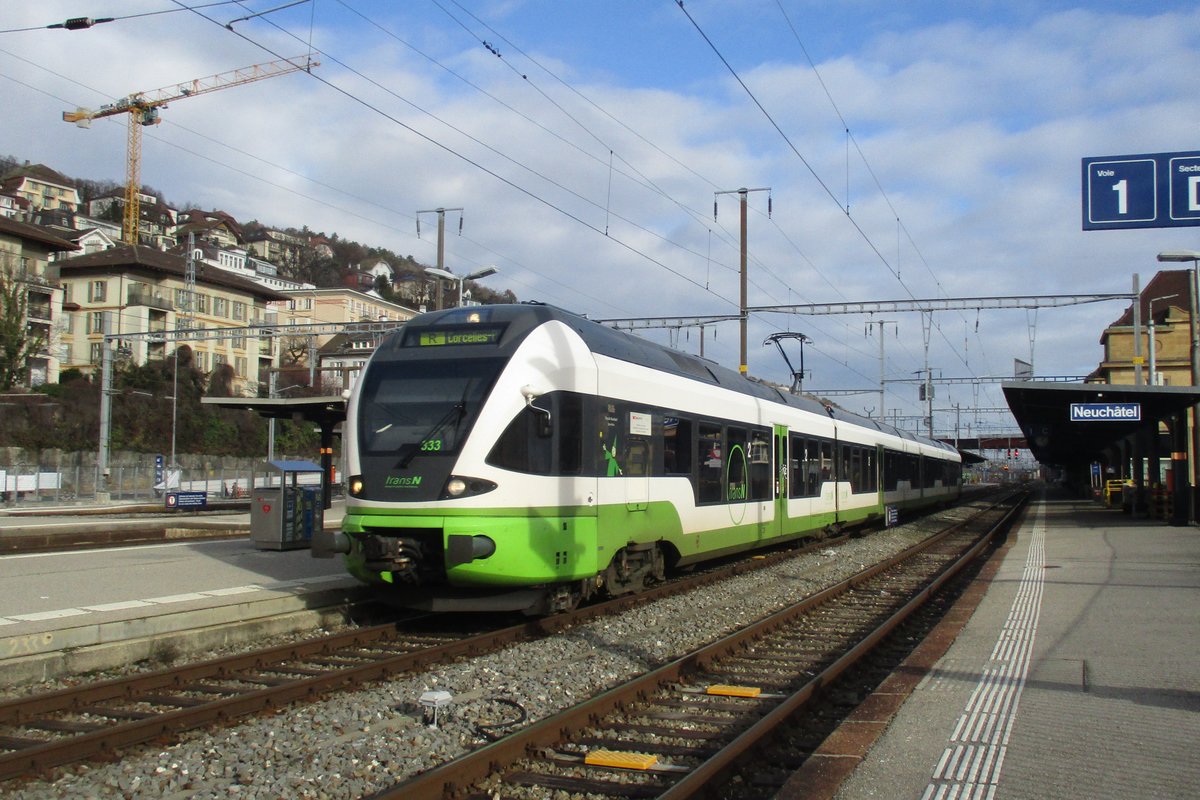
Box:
837 490 1200 800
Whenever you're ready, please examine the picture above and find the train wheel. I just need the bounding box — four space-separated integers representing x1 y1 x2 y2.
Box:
603 542 666 596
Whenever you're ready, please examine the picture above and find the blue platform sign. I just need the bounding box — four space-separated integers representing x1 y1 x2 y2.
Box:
1070 403 1141 422
1082 151 1200 230
165 491 208 509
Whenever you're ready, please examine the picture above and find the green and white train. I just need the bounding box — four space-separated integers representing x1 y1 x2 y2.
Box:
316 304 962 614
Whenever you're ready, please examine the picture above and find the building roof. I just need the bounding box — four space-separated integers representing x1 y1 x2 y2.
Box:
1104 270 1194 334
0 215 81 251
55 244 290 301
0 162 77 190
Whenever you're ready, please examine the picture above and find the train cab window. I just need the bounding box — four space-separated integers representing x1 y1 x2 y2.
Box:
697 423 723 504
487 391 582 475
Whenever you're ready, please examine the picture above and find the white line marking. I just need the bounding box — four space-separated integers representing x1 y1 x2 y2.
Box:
9 608 91 622
144 593 209 604
201 585 263 597
922 500 1045 798
81 600 155 612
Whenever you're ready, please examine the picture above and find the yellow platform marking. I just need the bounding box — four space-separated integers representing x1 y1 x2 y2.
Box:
706 684 762 697
584 750 659 770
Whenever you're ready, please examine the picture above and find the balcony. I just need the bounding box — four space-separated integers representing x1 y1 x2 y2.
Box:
126 288 174 311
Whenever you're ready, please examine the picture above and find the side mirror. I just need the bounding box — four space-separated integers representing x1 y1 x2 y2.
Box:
521 385 553 436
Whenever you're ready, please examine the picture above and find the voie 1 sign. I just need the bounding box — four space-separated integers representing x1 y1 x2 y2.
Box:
1082 150 1200 230
1070 403 1141 422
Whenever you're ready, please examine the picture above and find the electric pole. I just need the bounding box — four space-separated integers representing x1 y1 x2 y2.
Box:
715 187 770 375
416 207 463 310
866 320 897 420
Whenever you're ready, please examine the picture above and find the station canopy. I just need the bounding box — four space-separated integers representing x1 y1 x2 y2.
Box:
1001 382 1200 467
200 395 346 427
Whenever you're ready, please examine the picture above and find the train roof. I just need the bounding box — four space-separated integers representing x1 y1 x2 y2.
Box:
395 303 957 456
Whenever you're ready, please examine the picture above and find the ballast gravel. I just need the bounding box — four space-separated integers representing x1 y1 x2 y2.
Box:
5 509 975 799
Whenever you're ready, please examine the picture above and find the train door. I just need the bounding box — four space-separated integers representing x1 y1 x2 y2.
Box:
773 424 789 538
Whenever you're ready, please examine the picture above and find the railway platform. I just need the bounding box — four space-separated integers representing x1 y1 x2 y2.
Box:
831 489 1200 800
0 500 365 685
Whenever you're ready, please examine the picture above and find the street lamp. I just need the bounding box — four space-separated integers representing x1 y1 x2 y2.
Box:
424 265 499 308
1147 293 1178 386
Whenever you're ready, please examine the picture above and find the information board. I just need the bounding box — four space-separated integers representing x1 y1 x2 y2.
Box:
1082 150 1200 230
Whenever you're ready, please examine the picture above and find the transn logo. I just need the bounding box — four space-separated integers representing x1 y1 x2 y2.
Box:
385 475 423 488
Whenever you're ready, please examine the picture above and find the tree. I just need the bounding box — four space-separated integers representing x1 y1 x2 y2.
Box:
0 264 44 391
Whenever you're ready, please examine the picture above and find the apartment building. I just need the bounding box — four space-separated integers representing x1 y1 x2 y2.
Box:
0 216 79 387
56 244 289 395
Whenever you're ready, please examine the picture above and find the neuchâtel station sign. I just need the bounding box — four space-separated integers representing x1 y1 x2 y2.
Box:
1070 403 1141 422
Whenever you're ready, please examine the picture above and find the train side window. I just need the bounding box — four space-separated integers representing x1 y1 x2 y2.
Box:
749 429 771 500
663 416 692 476
820 441 834 485
558 393 583 474
625 439 649 476
726 427 749 502
848 446 862 493
697 423 723 504
788 434 804 498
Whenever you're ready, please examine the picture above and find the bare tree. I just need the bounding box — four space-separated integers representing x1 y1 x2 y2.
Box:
0 263 43 390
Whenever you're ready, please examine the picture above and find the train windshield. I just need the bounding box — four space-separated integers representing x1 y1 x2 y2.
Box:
357 357 506 460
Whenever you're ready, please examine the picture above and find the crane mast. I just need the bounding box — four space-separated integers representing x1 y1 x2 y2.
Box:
63 56 317 244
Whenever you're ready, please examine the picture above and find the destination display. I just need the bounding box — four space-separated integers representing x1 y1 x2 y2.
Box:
407 327 502 347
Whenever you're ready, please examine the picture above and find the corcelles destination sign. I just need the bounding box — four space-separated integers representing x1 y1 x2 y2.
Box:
1069 403 1141 422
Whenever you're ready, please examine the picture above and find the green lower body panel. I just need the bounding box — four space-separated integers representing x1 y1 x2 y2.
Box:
340 496 893 590
343 507 601 588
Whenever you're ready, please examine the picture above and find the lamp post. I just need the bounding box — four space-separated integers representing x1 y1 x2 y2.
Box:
1147 293 1178 386
1156 250 1200 522
424 265 499 308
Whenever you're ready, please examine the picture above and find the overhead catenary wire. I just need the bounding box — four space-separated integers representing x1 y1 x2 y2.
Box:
210 2 909 393
10 4 978 420
677 1 1001 415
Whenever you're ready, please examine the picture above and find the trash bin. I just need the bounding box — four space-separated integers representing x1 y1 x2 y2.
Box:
250 460 325 550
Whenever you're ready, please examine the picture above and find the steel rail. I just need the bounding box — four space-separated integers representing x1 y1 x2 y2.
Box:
0 521 864 781
374 491 1026 799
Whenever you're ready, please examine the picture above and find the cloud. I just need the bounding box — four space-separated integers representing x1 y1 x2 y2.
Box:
2 1 1199 430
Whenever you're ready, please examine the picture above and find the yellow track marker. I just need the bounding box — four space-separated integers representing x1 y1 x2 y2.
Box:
584 750 659 770
706 684 762 697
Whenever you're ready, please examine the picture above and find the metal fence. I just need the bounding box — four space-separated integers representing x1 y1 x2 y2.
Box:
0 460 257 506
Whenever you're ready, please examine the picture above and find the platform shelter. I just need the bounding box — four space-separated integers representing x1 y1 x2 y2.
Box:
1002 381 1200 522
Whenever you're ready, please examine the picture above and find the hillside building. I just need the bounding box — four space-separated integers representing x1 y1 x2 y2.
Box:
0 216 79 387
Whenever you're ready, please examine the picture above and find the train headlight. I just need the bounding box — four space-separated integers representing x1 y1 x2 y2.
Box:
349 476 365 497
439 475 497 500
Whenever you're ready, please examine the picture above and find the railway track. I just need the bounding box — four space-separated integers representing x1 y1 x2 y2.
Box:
0 515 868 782
372 490 1028 800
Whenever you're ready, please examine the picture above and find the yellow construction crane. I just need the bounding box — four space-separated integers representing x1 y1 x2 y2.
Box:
64 56 317 244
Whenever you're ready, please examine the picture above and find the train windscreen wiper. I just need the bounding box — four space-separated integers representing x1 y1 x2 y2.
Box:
397 381 472 468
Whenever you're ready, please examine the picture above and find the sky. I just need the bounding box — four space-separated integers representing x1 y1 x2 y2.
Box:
2 1 1199 442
